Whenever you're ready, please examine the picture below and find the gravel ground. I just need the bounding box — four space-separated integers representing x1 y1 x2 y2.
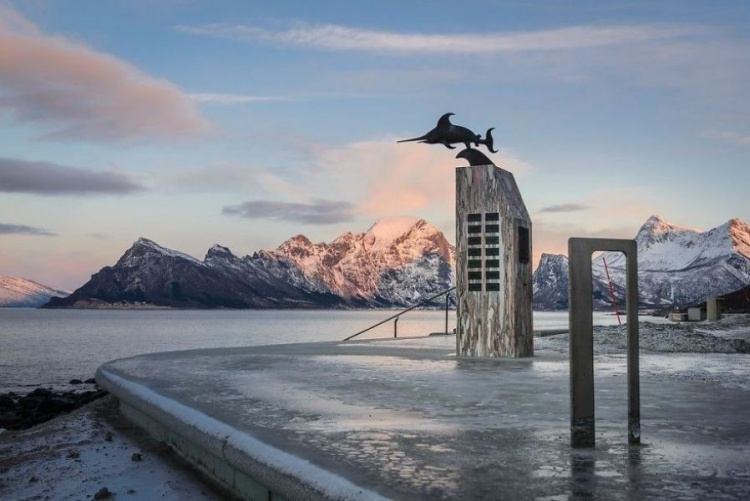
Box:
536 314 750 354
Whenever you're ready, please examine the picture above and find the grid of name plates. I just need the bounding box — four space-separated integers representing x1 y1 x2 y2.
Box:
467 212 501 292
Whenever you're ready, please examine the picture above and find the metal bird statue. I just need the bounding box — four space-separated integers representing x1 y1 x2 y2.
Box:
397 113 497 153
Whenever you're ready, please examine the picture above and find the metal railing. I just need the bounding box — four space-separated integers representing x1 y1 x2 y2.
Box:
343 287 456 341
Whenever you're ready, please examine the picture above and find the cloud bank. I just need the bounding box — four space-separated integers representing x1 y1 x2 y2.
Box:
0 222 55 236
0 157 145 195
0 5 210 143
176 22 695 55
223 199 357 224
538 203 589 213
189 93 285 104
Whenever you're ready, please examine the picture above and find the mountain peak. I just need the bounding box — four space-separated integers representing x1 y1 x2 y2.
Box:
282 234 312 247
123 237 203 265
205 244 235 260
0 275 68 307
636 215 694 243
365 216 426 245
724 218 750 258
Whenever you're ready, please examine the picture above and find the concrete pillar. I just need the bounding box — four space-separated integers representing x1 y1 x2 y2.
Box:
707 297 722 321
456 164 533 357
568 238 640 447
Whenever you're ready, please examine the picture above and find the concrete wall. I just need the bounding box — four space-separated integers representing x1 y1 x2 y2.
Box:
455 164 533 357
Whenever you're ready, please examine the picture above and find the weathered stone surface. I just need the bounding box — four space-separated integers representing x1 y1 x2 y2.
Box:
456 164 533 357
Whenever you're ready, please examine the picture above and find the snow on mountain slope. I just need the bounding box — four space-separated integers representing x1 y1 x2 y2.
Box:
274 217 455 304
0 276 68 308
533 215 750 310
45 218 455 309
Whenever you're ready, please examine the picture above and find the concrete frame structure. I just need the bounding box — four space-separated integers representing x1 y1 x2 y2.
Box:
456 164 533 357
568 238 640 447
707 297 722 321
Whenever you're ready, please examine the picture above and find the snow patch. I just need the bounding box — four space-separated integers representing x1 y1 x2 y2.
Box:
134 238 204 265
0 275 68 307
365 216 423 246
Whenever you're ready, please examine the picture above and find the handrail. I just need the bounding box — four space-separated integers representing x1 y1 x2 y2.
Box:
343 286 456 341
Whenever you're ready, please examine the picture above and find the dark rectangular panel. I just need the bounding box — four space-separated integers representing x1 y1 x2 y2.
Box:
486 271 500 280
485 224 500 233
468 248 482 257
467 213 482 222
485 247 499 256
486 212 499 221
518 226 530 264
468 260 482 269
469 283 482 291
486 283 500 291
485 259 500 268
468 271 482 280
468 226 482 234
468 236 482 245
486 236 499 245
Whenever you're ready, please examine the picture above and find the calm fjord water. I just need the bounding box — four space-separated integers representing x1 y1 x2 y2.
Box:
0 309 619 393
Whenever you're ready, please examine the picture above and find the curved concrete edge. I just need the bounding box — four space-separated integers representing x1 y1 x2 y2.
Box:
96 368 388 501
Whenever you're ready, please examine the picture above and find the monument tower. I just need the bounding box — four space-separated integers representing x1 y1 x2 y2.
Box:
399 113 533 357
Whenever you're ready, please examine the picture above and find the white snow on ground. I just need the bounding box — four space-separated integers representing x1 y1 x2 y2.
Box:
0 397 231 501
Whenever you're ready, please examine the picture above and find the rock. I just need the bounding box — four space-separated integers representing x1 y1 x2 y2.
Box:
0 411 19 429
17 397 39 409
105 431 113 442
93 486 113 499
85 378 97 384
1 387 108 431
69 379 83 385
67 451 80 459
38 397 77 415
0 394 15 409
28 476 38 483
131 453 143 462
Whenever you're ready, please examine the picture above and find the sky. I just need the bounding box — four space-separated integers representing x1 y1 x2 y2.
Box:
1 0 749 290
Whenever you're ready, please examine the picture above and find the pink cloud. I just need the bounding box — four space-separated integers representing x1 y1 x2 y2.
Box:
0 6 210 143
311 139 530 218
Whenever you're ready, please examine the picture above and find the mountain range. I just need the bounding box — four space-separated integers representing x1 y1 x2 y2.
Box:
532 215 750 310
4 214 749 311
43 217 455 309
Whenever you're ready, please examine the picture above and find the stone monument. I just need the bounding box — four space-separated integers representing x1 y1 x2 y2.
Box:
399 113 533 357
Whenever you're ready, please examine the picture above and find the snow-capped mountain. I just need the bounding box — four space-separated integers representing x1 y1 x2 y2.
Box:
274 217 455 305
532 254 569 311
532 215 750 310
45 217 456 309
0 276 68 308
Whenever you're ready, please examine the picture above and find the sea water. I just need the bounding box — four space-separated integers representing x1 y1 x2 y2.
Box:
0 309 620 393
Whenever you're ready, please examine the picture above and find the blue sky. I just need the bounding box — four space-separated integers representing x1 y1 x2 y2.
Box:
1 0 749 289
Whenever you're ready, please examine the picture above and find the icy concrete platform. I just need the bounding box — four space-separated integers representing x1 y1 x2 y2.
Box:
97 335 750 500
